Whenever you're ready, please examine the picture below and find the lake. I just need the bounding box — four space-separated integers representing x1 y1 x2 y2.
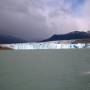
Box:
0 49 90 90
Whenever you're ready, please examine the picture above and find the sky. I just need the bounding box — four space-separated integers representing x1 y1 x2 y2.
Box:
0 0 90 41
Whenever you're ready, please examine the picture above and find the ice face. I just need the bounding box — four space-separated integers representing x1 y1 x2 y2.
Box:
0 42 90 50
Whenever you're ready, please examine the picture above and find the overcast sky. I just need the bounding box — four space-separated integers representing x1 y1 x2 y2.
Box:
0 0 90 41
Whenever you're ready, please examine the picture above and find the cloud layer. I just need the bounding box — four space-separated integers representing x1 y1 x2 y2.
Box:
0 0 90 41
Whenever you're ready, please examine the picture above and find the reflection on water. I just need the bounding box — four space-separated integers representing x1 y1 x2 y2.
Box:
0 50 90 90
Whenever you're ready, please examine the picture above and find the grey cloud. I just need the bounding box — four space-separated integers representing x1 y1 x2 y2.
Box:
0 0 51 41
0 0 90 41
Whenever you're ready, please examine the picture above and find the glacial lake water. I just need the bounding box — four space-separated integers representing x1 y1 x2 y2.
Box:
0 49 90 90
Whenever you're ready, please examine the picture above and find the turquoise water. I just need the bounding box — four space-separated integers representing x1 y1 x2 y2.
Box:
0 50 90 90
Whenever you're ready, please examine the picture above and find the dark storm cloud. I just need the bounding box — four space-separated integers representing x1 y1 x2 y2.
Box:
0 0 89 41
0 0 51 41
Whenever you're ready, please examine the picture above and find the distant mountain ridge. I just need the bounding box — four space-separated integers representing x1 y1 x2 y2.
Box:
42 31 90 42
0 31 90 44
0 34 27 44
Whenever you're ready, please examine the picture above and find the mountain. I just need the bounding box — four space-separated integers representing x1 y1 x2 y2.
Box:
42 31 90 42
0 35 27 44
72 39 90 44
0 46 14 50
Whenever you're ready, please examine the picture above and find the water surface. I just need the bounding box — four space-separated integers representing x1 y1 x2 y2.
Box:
0 49 90 90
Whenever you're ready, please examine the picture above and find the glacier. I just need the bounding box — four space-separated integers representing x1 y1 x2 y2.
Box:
0 42 90 50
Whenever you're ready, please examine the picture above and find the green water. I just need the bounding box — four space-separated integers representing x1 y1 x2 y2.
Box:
0 49 90 90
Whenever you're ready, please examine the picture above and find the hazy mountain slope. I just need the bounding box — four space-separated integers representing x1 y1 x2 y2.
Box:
0 35 27 44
